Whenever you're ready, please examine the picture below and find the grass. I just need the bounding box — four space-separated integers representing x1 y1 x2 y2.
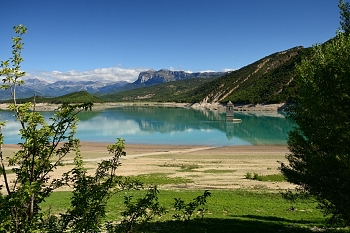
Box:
245 172 286 182
3 169 15 174
179 164 201 172
159 163 202 172
40 189 350 233
11 144 346 232
203 169 235 174
129 173 193 185
257 173 286 182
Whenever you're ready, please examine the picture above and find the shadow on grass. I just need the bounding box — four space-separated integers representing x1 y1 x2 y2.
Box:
134 216 343 233
235 214 319 225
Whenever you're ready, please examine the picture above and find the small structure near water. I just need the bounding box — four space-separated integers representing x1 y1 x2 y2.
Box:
226 101 242 123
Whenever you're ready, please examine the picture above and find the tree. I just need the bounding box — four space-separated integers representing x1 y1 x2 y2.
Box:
0 24 96 232
280 31 350 225
0 25 164 232
339 0 350 33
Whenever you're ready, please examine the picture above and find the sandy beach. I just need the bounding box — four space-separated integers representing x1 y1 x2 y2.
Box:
1 142 294 191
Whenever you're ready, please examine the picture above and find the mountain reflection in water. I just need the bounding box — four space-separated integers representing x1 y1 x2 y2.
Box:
0 106 293 146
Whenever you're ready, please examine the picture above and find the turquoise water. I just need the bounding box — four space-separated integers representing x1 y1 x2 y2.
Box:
0 106 293 146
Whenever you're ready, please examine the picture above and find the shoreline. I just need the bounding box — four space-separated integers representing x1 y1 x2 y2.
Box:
1 142 292 190
2 142 289 164
0 102 286 112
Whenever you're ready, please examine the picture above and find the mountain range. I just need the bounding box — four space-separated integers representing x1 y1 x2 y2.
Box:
0 45 311 104
102 46 310 104
0 69 225 100
134 69 225 85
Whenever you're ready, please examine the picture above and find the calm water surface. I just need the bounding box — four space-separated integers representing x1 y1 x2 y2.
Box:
0 106 293 146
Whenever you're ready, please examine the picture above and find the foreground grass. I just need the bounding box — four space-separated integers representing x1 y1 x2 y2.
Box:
41 189 350 233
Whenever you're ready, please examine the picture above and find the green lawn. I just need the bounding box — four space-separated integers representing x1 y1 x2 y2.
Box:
41 189 350 233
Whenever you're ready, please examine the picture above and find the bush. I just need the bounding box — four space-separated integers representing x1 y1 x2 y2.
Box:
280 31 350 226
173 190 211 221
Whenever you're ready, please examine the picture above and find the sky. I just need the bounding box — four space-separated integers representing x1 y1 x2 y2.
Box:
0 0 342 83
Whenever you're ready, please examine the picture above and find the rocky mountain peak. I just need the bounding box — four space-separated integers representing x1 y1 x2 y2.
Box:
134 69 225 85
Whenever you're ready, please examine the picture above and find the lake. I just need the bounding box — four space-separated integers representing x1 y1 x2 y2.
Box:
0 106 293 146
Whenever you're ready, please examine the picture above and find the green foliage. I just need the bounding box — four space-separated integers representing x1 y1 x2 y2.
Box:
0 24 26 104
245 172 258 180
0 102 93 231
246 172 286 182
107 186 166 233
173 190 211 221
3 91 105 104
56 138 141 232
257 174 286 182
0 24 168 232
210 47 309 104
339 0 350 33
203 169 235 174
0 25 94 232
253 173 259 180
179 164 201 172
101 77 217 103
281 190 311 211
280 32 350 226
45 91 104 104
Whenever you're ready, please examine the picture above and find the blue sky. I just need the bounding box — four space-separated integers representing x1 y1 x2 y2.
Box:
0 0 342 83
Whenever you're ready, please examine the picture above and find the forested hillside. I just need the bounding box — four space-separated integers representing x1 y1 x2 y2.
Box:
5 91 104 104
198 46 310 104
101 77 218 103
102 46 311 104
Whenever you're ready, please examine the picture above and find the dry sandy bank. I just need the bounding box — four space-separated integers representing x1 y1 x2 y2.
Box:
1 142 294 191
0 102 286 112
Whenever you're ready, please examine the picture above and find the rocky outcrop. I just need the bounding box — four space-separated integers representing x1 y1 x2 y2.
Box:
134 69 226 85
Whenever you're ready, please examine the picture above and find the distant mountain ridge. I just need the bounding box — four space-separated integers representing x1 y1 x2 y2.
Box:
0 69 225 100
0 79 129 100
134 69 226 85
0 46 310 104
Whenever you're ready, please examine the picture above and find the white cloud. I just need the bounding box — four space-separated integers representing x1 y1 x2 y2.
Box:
199 70 216 73
25 67 150 83
222 68 235 72
23 66 233 84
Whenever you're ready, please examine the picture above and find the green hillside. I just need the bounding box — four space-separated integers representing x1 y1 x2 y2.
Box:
9 91 104 104
101 77 218 103
102 46 311 104
195 46 311 104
